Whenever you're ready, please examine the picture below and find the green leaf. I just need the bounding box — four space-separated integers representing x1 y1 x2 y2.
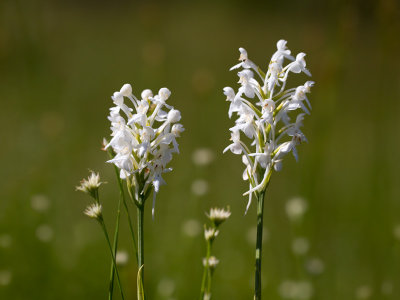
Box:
137 264 145 300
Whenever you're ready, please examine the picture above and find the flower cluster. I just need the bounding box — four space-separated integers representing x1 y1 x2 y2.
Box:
105 83 184 213
223 40 314 212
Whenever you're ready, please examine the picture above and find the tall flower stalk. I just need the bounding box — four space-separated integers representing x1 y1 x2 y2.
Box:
76 172 125 300
105 83 184 298
223 40 314 300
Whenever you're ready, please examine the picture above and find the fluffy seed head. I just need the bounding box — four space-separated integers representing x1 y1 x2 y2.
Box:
76 171 103 199
204 227 219 242
206 207 231 227
84 203 102 220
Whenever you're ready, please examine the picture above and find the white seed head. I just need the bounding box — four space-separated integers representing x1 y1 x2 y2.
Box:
76 171 103 198
207 207 231 227
120 83 132 96
204 227 219 241
84 203 102 220
203 256 219 269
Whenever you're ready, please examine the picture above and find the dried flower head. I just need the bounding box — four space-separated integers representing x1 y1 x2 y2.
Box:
76 171 103 199
84 203 103 220
206 207 231 227
224 39 314 213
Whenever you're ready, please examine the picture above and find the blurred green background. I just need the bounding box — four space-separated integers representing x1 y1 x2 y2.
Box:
1 0 400 299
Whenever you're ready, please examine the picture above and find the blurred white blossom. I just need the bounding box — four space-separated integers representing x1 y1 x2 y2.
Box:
192 148 215 166
31 194 50 212
278 280 313 300
285 197 307 222
0 270 12 286
116 250 129 266
393 224 400 240
0 234 12 248
291 237 309 255
356 285 372 299
191 179 209 196
157 278 175 297
36 224 54 242
182 219 202 237
306 257 325 275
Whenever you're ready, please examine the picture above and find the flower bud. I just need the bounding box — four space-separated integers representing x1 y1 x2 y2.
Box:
167 109 181 123
120 84 132 96
158 87 171 101
141 89 153 100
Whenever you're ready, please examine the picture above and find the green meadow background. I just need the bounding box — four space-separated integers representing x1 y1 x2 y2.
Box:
1 0 399 299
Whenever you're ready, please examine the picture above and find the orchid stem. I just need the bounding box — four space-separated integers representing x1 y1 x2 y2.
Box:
137 200 145 299
254 189 266 300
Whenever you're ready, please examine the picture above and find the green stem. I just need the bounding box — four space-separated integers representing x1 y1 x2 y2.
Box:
108 196 121 300
137 204 145 299
113 165 139 264
99 219 125 300
199 240 211 300
254 190 266 300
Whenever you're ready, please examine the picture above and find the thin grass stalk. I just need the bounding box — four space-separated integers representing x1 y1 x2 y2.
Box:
199 240 211 300
108 195 121 300
137 203 145 300
254 189 266 300
109 151 139 263
100 220 125 300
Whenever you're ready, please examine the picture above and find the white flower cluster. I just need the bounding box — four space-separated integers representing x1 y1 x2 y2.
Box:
105 84 184 212
223 40 314 212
